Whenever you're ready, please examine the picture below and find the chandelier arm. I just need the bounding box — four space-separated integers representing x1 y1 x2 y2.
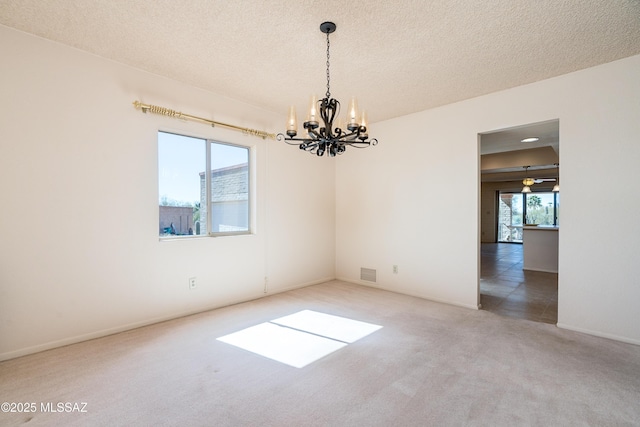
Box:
277 134 337 145
342 142 371 148
307 128 322 140
278 133 377 146
343 138 378 147
335 129 366 142
276 133 316 144
338 130 359 139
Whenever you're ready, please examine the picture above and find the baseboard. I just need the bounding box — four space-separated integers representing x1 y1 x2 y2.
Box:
523 267 558 274
0 312 192 362
336 277 480 310
556 323 640 346
0 303 247 362
265 276 336 295
0 277 339 362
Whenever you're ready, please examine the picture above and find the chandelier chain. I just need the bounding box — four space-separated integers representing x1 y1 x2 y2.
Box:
326 32 331 99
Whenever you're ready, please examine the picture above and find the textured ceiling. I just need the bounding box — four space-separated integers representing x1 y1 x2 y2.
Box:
1 0 640 124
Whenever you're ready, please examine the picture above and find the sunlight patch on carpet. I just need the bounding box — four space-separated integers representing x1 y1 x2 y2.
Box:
271 310 382 343
217 310 382 368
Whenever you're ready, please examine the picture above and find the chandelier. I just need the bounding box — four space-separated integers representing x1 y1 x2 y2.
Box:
277 22 378 157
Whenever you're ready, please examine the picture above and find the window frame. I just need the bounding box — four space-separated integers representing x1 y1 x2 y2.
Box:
158 131 253 240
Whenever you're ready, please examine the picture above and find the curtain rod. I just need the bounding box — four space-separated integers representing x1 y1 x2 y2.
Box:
132 101 275 140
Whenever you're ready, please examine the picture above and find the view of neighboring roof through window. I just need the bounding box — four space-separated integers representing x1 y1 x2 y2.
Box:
158 131 250 238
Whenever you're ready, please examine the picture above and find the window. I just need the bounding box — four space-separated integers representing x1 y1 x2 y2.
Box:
498 193 524 242
524 192 559 227
497 191 559 243
158 131 250 238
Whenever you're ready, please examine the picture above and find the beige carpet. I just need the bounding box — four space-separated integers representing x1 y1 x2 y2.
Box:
1 280 640 426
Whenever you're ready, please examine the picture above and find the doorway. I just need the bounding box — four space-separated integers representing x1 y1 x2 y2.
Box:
478 120 559 324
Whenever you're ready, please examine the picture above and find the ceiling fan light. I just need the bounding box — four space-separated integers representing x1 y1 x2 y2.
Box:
552 184 560 192
522 185 532 193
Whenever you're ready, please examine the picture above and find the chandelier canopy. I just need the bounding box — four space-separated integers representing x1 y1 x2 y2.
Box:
277 22 378 157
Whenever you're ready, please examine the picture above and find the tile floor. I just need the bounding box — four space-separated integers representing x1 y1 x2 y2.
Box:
480 243 558 324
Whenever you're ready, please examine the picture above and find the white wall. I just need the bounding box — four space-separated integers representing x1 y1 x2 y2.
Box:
0 26 335 360
336 54 640 344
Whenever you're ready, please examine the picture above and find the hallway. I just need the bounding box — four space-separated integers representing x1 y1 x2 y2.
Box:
480 243 558 324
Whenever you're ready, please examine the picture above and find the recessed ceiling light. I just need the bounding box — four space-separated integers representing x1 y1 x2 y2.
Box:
521 137 539 143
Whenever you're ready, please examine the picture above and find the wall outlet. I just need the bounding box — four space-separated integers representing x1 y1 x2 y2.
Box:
188 277 197 290
393 265 398 274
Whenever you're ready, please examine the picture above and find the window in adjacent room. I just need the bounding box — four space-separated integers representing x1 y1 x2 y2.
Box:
497 191 559 243
158 131 250 238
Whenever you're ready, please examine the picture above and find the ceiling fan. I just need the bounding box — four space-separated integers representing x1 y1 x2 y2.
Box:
521 166 557 185
522 177 556 186
521 165 557 193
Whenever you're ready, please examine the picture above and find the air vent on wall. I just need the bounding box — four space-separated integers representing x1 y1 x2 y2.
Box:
360 268 377 283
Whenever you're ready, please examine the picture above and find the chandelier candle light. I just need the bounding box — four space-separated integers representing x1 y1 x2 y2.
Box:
277 22 378 157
